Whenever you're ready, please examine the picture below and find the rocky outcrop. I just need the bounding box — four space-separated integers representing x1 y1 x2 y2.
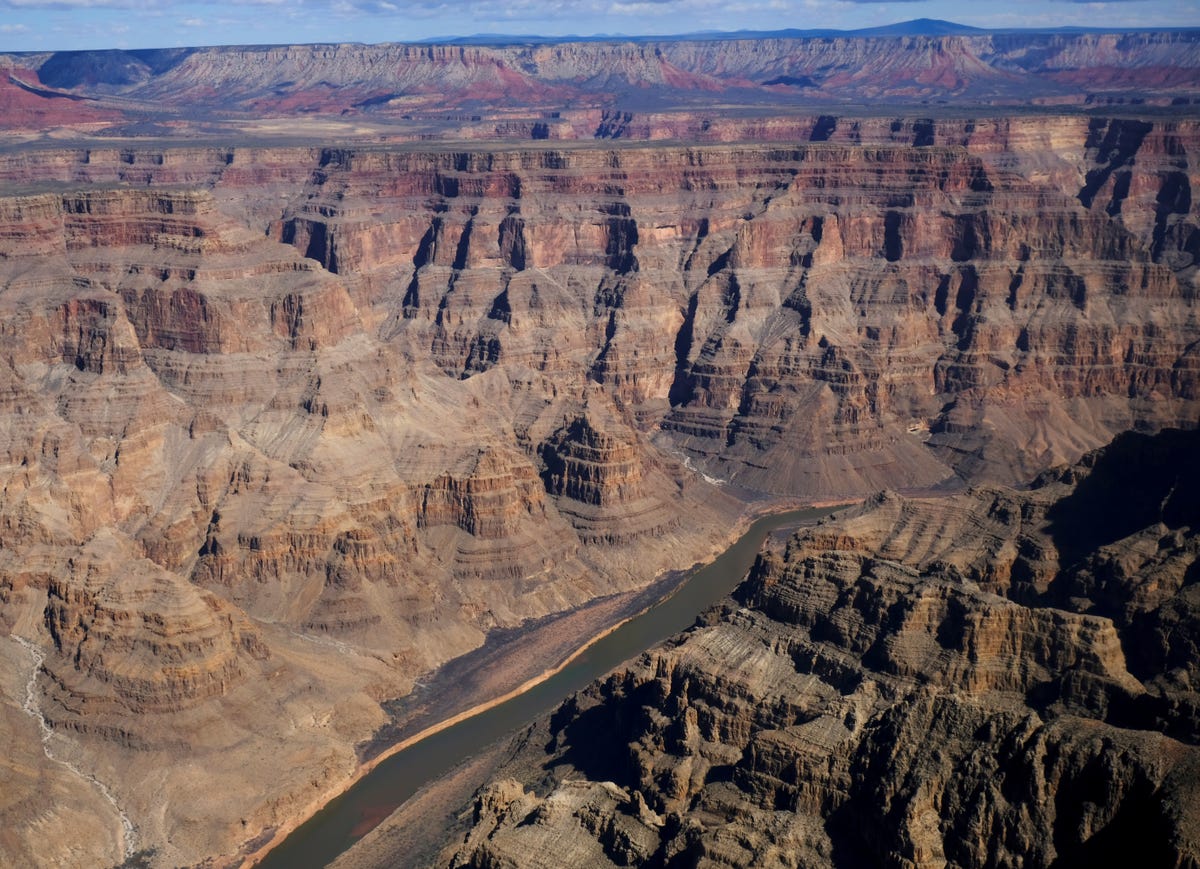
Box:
42 531 262 723
0 159 739 867
0 114 1197 868
540 412 678 545
445 428 1200 868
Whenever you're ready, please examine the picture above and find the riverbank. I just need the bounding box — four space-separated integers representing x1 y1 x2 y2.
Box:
359 495 861 762
238 585 668 869
242 499 857 868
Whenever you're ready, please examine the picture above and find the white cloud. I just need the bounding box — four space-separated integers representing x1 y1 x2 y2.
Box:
0 21 31 30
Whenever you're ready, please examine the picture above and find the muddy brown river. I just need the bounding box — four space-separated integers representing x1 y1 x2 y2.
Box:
255 505 839 868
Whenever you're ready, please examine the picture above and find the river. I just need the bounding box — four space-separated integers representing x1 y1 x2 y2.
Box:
254 505 840 868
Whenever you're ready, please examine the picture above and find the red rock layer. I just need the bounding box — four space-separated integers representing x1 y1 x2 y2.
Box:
5 32 1197 129
0 115 1196 865
0 67 118 131
259 130 1200 495
0 171 732 767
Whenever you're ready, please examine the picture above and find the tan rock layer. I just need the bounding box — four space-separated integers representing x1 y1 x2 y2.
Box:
0 118 1197 867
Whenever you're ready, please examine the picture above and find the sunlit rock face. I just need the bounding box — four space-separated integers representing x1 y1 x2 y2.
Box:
0 158 737 868
269 126 1200 495
0 112 1196 867
448 429 1200 869
4 31 1198 130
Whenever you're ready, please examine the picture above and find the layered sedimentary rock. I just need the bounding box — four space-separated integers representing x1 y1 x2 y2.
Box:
541 411 679 544
444 429 1200 869
0 66 117 133
3 30 1198 136
0 113 1197 867
265 128 1200 495
0 175 736 867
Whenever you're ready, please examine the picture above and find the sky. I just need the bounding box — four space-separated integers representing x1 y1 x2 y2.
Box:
0 0 1197 53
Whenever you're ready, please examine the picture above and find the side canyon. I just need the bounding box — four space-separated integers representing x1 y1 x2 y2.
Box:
0 106 1197 867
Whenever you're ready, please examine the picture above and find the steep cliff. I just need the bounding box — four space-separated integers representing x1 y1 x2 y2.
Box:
0 114 1196 867
441 429 1200 869
5 31 1198 132
268 130 1200 494
0 177 737 867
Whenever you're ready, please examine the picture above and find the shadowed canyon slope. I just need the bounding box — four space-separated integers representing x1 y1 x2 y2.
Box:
433 428 1200 869
0 106 1197 867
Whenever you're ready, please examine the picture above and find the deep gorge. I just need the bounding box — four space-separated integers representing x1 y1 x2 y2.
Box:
0 112 1197 867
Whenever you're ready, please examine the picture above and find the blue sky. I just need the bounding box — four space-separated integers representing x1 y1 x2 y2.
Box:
0 0 1196 53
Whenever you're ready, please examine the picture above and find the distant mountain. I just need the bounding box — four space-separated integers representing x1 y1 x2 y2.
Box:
849 18 988 37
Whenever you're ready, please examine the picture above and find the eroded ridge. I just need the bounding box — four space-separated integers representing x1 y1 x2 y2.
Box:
443 429 1200 869
1 31 1198 135
0 118 1196 866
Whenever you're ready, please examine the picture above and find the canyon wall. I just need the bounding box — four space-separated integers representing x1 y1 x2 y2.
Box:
3 31 1199 137
438 428 1200 868
0 112 1196 866
0 158 739 867
266 118 1200 494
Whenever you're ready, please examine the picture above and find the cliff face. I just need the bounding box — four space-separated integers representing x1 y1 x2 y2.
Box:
0 114 1197 867
0 174 737 867
268 124 1200 494
5 31 1198 131
444 429 1200 869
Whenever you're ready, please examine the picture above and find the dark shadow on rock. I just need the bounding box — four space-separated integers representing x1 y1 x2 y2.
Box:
545 686 644 789
1048 776 1175 868
1045 428 1200 572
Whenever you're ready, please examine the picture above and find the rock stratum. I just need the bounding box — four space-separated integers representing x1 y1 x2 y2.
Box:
0 105 1196 868
435 428 1200 869
1 29 1199 140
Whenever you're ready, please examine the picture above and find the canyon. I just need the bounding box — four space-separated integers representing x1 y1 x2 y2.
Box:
429 427 1200 868
0 25 1197 869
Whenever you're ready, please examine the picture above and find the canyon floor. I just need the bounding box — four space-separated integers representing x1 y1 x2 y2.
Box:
0 26 1197 869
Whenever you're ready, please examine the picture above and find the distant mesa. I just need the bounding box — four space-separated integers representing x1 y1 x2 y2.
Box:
1 24 1197 138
